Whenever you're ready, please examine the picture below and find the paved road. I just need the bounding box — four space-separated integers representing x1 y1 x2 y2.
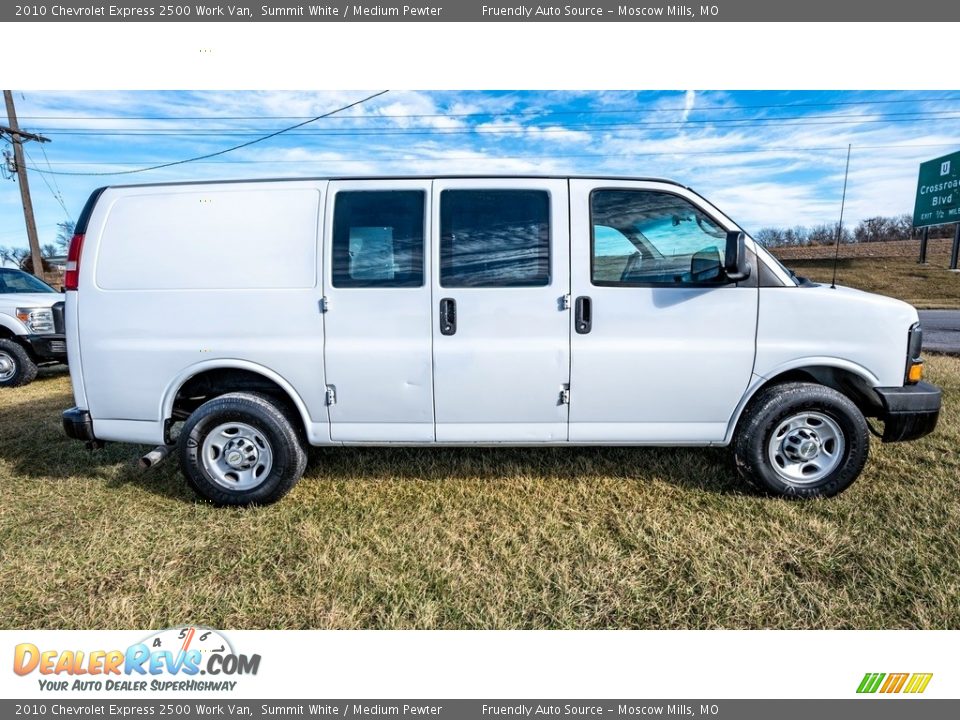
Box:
919 310 960 354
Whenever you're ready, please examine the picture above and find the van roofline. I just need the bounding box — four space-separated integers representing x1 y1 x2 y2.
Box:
98 175 692 192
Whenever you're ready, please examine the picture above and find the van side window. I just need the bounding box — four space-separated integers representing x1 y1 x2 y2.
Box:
332 190 425 288
440 189 550 288
591 190 728 286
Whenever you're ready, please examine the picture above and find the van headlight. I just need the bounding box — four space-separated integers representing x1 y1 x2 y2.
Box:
15 307 55 334
905 322 924 384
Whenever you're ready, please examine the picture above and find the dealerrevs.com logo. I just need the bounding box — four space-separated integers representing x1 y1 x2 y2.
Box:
13 627 261 693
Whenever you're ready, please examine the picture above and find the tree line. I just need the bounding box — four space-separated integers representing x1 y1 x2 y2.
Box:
755 215 957 247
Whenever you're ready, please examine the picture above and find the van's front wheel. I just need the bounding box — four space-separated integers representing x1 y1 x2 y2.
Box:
734 382 869 498
178 392 307 506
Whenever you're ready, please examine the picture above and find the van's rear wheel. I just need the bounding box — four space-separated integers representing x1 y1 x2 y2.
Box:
0 339 38 388
178 392 307 506
733 382 869 498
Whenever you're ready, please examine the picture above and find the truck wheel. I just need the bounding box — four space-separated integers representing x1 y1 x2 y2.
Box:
0 339 38 388
733 382 869 498
178 392 307 506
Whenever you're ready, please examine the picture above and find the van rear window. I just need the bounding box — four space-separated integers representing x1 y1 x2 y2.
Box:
331 190 425 288
440 190 551 288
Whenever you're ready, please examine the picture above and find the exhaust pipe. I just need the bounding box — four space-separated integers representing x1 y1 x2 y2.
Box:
139 445 173 470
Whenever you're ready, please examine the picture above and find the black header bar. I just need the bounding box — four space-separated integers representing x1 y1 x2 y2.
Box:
5 0 959 22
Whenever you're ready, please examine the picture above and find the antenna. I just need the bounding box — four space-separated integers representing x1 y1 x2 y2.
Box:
830 144 852 289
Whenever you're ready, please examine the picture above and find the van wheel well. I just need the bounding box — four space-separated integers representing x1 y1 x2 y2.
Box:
0 326 16 340
170 368 304 438
749 366 883 418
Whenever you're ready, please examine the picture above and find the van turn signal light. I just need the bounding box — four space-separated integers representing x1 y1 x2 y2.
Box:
908 362 924 383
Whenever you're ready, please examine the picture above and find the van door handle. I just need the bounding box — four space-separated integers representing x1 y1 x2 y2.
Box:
575 296 592 334
439 297 457 336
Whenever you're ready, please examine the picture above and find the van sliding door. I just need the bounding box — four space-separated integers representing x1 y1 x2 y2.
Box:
430 179 571 442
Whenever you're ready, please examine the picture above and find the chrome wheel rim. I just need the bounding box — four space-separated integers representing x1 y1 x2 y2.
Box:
0 351 16 382
201 422 274 490
768 411 845 485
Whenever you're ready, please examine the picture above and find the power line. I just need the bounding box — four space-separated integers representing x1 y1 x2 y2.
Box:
28 113 960 140
39 141 72 221
28 108 960 133
27 91 389 178
16 94 960 122
23 145 73 221
24 141 959 170
0 223 60 239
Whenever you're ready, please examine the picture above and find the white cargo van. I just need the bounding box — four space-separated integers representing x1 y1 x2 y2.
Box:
61 176 941 505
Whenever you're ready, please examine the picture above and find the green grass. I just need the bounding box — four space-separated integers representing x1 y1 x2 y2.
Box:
779 256 960 309
1 361 959 630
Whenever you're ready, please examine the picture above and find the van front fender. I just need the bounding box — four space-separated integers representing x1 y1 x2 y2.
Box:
723 357 882 444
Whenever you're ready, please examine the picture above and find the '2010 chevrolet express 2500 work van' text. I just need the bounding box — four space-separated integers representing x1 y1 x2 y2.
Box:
61 176 941 505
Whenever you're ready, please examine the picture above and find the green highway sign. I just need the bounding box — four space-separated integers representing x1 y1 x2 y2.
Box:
914 150 960 228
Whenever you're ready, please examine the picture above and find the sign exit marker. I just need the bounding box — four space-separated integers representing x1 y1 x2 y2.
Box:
914 149 960 270
914 150 960 228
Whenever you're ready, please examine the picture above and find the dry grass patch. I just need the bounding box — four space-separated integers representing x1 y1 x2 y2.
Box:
1 360 958 629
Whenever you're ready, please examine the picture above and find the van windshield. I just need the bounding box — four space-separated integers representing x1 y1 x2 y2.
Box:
0 268 57 294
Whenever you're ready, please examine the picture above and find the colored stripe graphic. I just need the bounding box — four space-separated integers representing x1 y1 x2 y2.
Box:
857 672 932 694
857 673 885 693
880 673 909 693
904 673 933 694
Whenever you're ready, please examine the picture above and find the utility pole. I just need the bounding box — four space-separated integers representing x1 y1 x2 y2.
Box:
3 90 49 279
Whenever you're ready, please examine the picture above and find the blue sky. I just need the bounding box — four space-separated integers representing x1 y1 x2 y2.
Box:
2 89 959 253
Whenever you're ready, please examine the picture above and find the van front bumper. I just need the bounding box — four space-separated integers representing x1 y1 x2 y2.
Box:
875 382 942 442
62 407 96 442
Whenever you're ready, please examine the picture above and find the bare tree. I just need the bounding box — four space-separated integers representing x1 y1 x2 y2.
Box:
807 224 835 245
55 220 76 253
892 214 913 241
755 227 785 247
0 245 29 268
853 217 886 243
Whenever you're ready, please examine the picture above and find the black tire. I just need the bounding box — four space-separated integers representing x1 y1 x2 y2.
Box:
0 338 39 388
178 391 307 506
733 382 869 499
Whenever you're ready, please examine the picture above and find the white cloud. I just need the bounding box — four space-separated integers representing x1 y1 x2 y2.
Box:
682 90 696 122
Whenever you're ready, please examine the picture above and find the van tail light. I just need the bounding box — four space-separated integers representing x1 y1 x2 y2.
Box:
65 233 85 291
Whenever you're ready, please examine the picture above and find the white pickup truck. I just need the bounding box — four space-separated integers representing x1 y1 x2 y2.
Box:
0 267 67 387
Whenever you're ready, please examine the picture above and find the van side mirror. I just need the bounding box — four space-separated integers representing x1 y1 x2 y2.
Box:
724 231 751 282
